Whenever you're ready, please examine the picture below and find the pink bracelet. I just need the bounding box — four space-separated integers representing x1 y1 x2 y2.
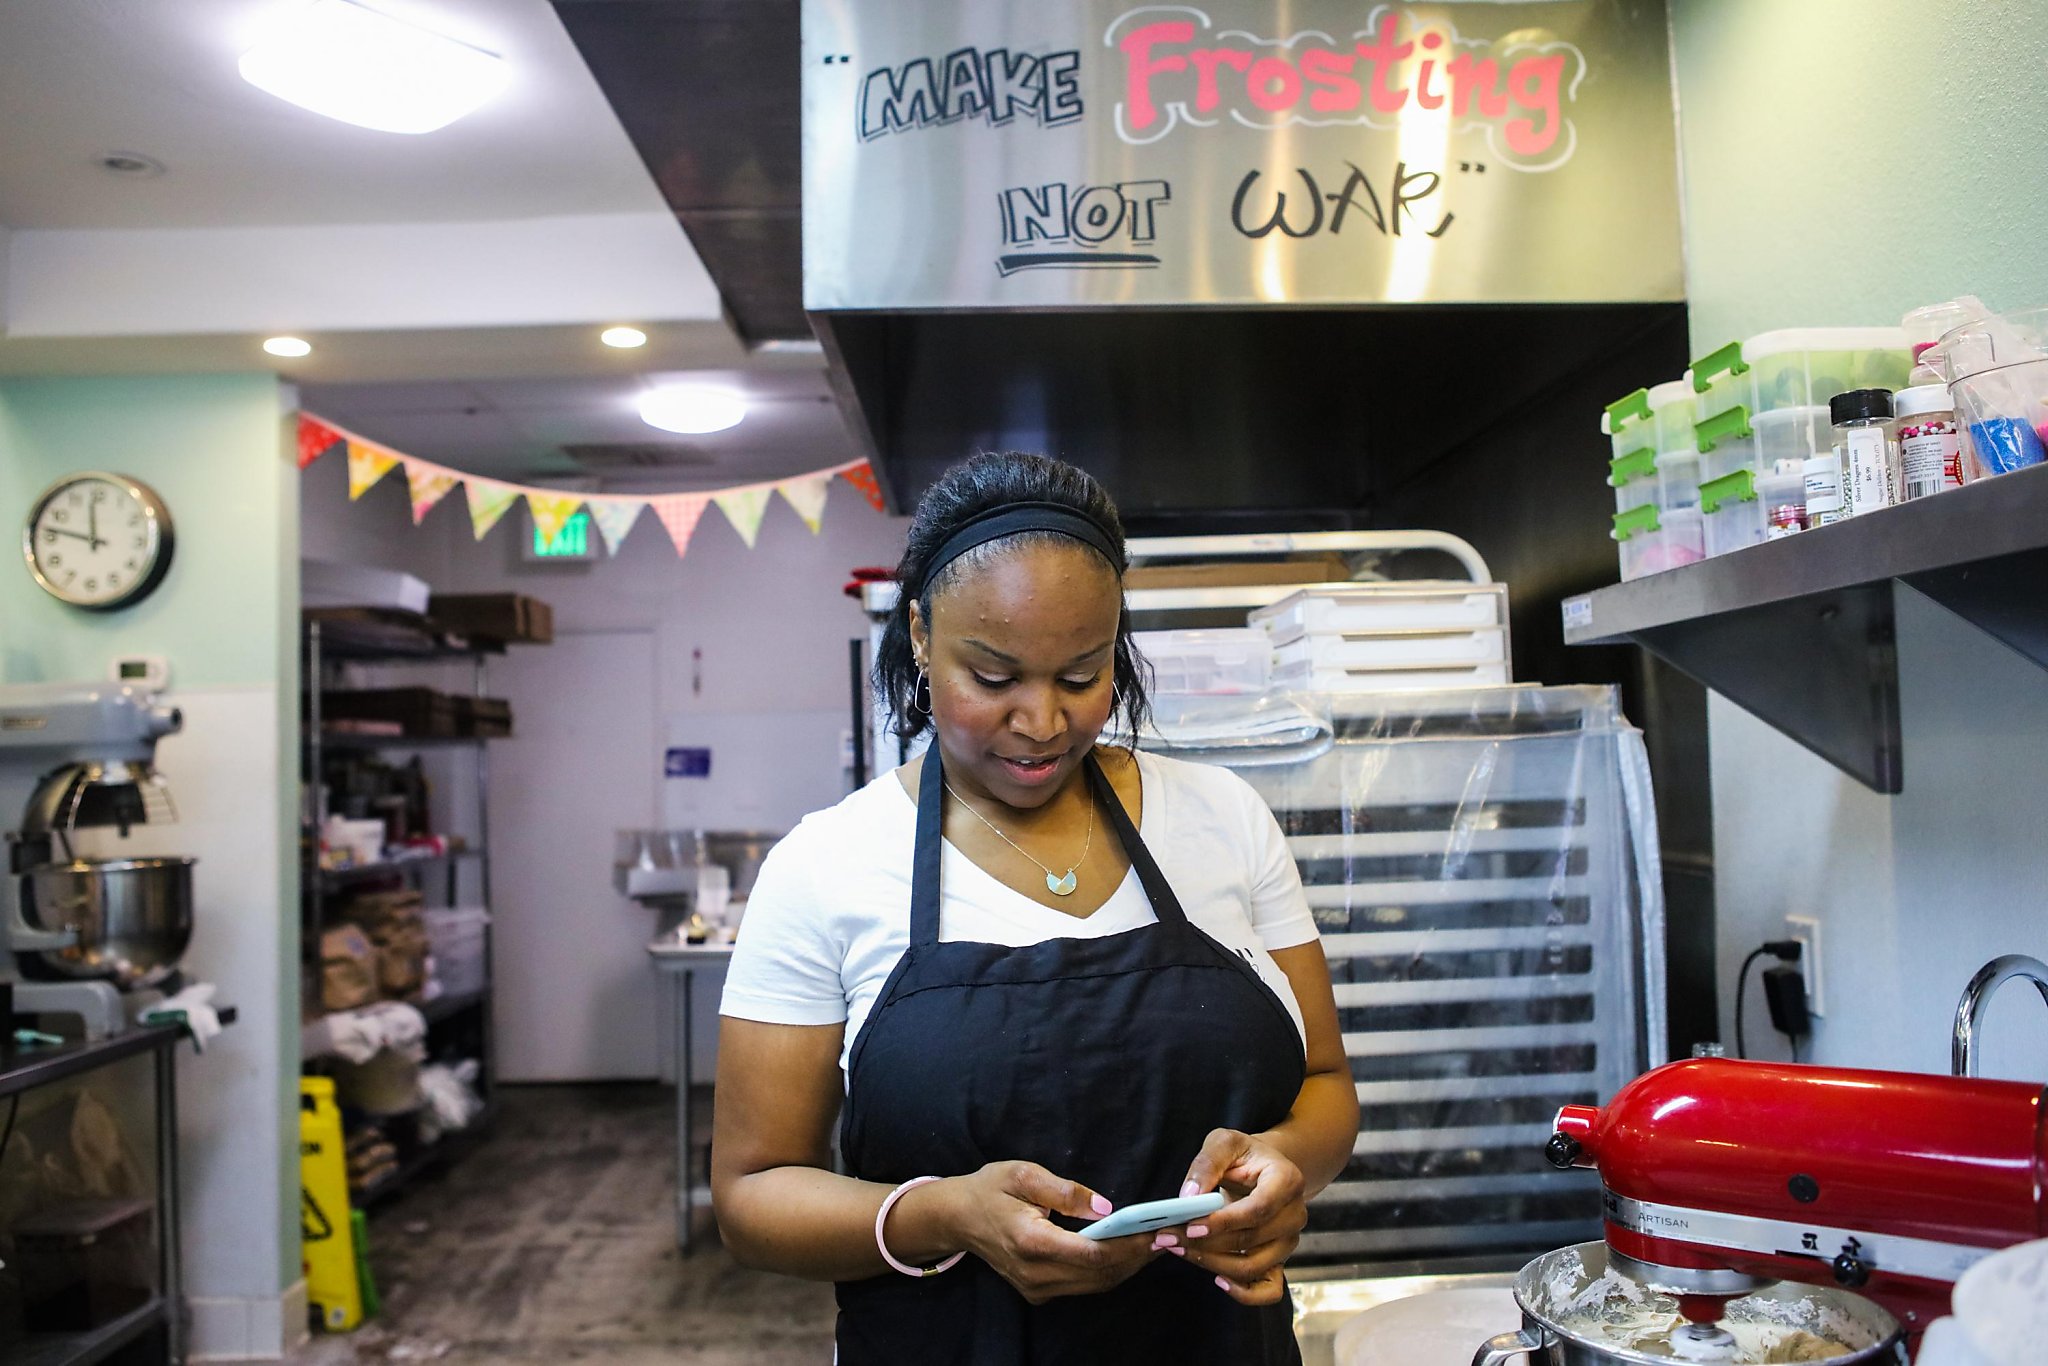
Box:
876 1176 966 1278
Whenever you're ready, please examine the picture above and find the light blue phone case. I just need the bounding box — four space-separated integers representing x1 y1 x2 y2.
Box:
1077 1192 1227 1240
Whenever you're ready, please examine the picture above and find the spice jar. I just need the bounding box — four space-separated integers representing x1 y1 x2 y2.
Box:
1894 385 1964 498
1832 388 1899 518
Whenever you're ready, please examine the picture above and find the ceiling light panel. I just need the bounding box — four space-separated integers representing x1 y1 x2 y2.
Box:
239 0 510 135
638 388 746 435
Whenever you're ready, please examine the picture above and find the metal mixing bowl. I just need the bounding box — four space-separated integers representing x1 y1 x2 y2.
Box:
1472 1242 1905 1365
20 857 195 989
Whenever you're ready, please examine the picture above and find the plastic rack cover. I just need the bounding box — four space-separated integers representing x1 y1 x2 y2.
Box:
1152 683 1666 1270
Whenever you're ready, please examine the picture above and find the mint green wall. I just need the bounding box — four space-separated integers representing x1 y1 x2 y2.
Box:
0 373 306 1302
1672 1 2048 1081
0 374 293 688
1673 0 2048 345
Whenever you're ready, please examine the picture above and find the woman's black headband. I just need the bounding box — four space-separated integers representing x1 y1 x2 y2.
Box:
913 502 1121 607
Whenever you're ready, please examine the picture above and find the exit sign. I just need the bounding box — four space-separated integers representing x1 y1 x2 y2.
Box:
524 508 598 562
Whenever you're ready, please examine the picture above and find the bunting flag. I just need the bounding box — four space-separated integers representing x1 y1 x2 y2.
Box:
526 492 586 551
464 478 522 541
299 417 344 471
302 411 876 562
841 460 886 512
649 493 710 557
777 474 831 534
585 498 646 555
714 486 772 548
404 460 460 526
347 442 401 500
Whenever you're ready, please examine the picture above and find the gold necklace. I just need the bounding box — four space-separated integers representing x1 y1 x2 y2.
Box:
944 779 1094 896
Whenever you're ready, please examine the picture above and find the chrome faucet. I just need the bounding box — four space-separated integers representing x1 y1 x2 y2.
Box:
1952 954 2048 1077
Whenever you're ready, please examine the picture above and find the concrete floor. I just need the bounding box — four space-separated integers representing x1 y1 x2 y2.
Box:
291 1084 836 1365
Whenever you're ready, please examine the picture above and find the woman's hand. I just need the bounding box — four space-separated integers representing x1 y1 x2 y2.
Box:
1172 1128 1309 1305
931 1160 1158 1304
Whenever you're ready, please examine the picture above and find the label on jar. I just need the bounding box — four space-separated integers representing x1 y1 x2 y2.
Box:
1899 415 1961 499
1802 452 1846 526
1844 426 1896 517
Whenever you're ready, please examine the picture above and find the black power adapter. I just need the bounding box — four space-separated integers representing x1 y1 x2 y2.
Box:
1762 964 1812 1042
1735 938 1807 1059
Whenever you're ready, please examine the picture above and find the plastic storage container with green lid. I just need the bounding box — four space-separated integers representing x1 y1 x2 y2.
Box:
1609 381 1701 518
1613 503 1703 582
1601 387 1654 464
1700 467 1807 559
1688 327 1910 426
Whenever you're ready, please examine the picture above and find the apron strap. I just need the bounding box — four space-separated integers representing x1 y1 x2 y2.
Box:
912 748 1190 946
1084 752 1188 927
910 743 948 946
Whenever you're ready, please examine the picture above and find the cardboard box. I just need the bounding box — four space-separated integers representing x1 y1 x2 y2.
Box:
430 593 554 644
322 688 460 738
456 697 514 738
1123 554 1354 591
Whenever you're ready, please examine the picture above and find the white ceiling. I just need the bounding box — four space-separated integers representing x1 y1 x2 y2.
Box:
0 0 671 229
0 0 854 489
303 364 859 485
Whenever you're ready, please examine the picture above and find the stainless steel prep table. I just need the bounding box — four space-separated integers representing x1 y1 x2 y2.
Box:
646 939 733 1251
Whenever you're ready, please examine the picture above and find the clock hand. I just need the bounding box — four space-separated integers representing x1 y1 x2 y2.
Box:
44 527 94 543
88 499 103 550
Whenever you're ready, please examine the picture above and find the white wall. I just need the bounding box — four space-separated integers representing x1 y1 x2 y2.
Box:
1673 1 2048 1082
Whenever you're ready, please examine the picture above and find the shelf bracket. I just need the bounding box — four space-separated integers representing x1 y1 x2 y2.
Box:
1629 581 1902 794
1904 545 2048 674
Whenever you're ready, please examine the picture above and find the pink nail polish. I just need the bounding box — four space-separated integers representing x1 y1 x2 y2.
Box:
1155 1233 1177 1248
1180 1180 1198 1198
1187 1224 1208 1239
1167 1246 1186 1257
1090 1194 1114 1216
1215 1276 1232 1292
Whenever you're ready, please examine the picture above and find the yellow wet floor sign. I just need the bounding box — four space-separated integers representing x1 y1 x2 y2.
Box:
300 1077 363 1331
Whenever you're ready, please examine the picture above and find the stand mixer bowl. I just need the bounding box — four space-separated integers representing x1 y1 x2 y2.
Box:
19 857 194 990
1471 1243 1905 1365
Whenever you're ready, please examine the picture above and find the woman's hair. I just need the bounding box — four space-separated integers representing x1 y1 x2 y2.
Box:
876 451 1150 742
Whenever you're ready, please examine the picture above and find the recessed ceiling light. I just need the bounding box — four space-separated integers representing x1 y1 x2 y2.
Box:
601 326 648 349
263 336 313 358
238 0 509 135
638 387 746 435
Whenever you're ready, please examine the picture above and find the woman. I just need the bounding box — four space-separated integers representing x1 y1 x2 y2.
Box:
712 452 1357 1364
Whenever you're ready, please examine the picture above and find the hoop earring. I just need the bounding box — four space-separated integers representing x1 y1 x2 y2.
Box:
913 668 932 714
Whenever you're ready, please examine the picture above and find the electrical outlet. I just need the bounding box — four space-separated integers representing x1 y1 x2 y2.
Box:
1785 915 1823 1017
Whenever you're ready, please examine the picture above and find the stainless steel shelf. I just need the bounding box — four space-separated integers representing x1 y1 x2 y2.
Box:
1563 460 2048 793
304 608 506 663
316 731 497 750
301 616 499 1217
11 1295 168 1366
315 849 482 891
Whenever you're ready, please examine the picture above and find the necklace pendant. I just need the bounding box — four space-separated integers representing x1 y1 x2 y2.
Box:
1046 869 1078 896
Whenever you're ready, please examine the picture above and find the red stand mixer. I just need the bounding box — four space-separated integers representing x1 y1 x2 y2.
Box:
1547 1057 2047 1357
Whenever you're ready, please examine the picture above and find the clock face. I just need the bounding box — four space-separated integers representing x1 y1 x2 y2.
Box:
23 473 175 611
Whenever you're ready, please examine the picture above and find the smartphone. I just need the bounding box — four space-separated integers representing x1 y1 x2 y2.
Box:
1077 1192 1227 1241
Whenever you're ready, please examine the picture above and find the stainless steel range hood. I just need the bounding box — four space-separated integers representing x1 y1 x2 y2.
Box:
800 0 1687 528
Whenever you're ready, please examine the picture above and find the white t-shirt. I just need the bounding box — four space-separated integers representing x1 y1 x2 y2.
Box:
721 750 1319 1077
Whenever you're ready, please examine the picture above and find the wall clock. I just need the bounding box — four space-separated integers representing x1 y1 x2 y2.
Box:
22 472 176 611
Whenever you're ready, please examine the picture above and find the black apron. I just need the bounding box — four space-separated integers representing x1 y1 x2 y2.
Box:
836 749 1307 1365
